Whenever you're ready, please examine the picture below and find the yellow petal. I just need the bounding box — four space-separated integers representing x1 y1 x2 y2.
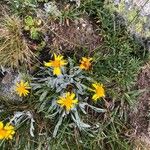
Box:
8 135 12 140
70 93 75 99
57 99 63 105
19 92 22 97
58 55 63 60
82 57 87 61
16 83 19 87
24 82 31 89
23 90 29 96
92 94 98 101
4 124 14 130
92 83 98 89
60 60 67 66
20 80 24 86
66 92 70 97
11 131 15 135
66 105 71 111
53 67 61 76
79 64 85 69
24 82 29 86
0 122 3 129
54 53 57 59
44 62 52 67
73 99 78 104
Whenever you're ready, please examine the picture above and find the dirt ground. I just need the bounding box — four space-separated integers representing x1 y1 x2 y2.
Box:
130 63 150 149
46 17 102 56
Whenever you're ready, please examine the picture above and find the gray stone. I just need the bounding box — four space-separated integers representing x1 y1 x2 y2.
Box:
0 69 21 102
106 0 150 47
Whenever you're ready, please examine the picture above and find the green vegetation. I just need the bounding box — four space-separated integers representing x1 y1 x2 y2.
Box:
105 0 150 38
0 13 35 69
0 0 149 149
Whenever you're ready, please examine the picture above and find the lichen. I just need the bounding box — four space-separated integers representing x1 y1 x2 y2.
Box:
105 0 150 39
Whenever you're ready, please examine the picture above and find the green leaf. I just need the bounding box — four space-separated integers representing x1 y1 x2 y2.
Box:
53 111 65 137
46 110 59 119
71 109 91 130
30 27 40 40
25 16 34 27
80 102 106 113
39 91 48 101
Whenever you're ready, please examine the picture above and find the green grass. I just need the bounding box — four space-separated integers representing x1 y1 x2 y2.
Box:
0 0 149 149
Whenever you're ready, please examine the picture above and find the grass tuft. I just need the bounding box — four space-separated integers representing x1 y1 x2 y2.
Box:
0 13 36 69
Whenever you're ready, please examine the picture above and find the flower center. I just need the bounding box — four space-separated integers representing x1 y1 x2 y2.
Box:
53 60 61 67
18 86 26 92
96 87 104 96
0 129 6 137
63 97 72 107
83 61 90 68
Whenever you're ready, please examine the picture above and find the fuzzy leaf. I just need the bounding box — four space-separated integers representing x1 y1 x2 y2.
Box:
80 102 106 113
46 110 59 118
30 118 35 137
39 91 48 101
71 109 91 130
53 111 65 137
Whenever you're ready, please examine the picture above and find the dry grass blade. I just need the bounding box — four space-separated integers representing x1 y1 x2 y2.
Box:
0 12 36 69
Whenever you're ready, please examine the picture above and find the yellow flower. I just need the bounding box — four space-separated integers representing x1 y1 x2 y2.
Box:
79 57 92 70
57 92 78 111
15 80 31 97
0 122 15 140
0 122 6 140
91 83 105 101
44 53 67 76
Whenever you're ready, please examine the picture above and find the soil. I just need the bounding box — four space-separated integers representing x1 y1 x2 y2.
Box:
130 64 150 148
46 17 102 57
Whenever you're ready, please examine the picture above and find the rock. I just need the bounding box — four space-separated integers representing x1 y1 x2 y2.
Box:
105 0 150 48
0 69 21 102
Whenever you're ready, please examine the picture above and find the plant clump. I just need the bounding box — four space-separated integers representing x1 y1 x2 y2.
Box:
32 55 106 137
0 14 35 69
0 0 148 149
